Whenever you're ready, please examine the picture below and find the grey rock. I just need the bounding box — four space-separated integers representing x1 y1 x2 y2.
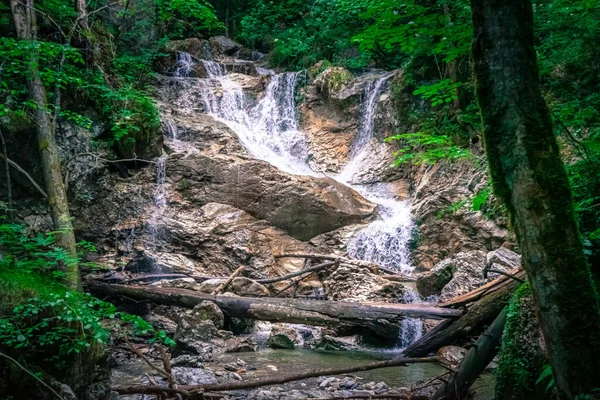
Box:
191 301 225 329
315 335 359 351
172 367 218 385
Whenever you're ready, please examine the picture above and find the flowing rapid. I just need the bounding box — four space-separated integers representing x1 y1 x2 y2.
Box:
169 54 423 347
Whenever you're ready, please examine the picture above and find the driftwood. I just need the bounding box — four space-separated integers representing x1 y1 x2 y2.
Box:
212 266 246 294
402 274 519 357
87 282 461 338
431 307 508 400
274 253 414 281
113 356 445 395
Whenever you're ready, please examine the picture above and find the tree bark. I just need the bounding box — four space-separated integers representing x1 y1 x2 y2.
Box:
10 0 81 291
87 282 461 338
470 0 600 397
402 274 518 357
431 307 508 400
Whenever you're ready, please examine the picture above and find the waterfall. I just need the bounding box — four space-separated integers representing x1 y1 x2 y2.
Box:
169 54 424 347
201 60 226 78
175 52 194 77
147 156 167 250
398 290 424 349
177 54 312 174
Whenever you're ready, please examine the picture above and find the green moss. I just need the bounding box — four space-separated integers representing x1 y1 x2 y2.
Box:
495 284 548 400
38 139 49 150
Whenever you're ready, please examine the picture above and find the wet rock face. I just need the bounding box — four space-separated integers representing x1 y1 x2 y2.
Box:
410 160 509 270
168 153 376 241
323 264 407 302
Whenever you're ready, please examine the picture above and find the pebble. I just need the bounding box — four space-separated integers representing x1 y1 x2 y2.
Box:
224 363 238 372
230 372 243 381
236 358 247 367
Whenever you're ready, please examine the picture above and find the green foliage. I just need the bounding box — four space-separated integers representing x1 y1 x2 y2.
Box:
386 131 469 165
0 219 174 378
413 79 460 107
156 0 224 40
238 0 369 70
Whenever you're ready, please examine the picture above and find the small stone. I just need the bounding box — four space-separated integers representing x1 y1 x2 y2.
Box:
230 372 243 381
374 382 389 394
236 358 247 366
224 363 238 372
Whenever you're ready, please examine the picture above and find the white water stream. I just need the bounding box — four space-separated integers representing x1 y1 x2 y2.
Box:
169 55 423 348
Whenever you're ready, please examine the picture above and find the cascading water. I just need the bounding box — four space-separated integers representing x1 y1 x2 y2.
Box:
147 156 167 250
398 290 424 349
180 56 312 174
170 53 423 347
175 52 194 77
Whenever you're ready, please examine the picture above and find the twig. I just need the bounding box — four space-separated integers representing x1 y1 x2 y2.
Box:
482 265 525 283
157 345 177 389
124 336 170 380
0 351 66 400
0 153 48 198
212 266 246 295
256 261 336 284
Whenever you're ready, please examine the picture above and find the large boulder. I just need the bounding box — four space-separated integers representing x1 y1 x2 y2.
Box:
209 36 241 56
167 153 376 240
267 325 298 349
191 301 225 329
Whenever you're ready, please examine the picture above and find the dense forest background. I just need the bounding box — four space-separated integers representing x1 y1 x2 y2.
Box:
1 0 600 399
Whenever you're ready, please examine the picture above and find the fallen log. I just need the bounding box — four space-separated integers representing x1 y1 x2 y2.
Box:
87 282 461 338
402 275 519 357
113 356 445 395
431 307 508 400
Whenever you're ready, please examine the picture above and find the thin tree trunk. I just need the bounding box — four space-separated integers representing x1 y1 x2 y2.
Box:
75 0 89 30
470 0 600 397
11 0 81 291
0 126 13 222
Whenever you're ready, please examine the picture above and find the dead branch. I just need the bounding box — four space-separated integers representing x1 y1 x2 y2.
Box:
124 336 171 381
113 356 444 395
0 351 66 400
256 261 336 284
274 253 414 280
0 153 48 198
212 266 246 295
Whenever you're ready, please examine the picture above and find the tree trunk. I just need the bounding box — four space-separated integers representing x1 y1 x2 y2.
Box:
10 0 81 291
87 282 462 339
75 0 89 30
431 307 508 400
470 0 600 397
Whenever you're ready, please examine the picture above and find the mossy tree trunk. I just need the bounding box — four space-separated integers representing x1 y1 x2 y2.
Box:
470 0 600 397
10 0 81 291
